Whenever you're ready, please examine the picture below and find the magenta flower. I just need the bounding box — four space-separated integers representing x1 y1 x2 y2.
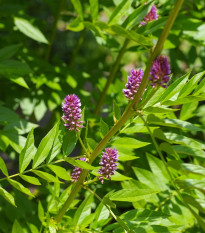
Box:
141 5 158 25
71 157 86 182
123 69 144 100
62 94 83 131
149 55 171 88
98 148 118 184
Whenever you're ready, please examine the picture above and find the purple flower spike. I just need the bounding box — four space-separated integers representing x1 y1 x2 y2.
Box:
71 157 86 182
141 5 158 25
123 69 144 100
62 94 83 131
149 55 171 88
98 148 118 184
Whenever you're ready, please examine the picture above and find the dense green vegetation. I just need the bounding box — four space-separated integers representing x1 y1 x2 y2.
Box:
0 0 205 232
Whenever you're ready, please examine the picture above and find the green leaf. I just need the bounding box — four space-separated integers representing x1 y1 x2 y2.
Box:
8 179 34 197
89 0 98 21
0 44 21 61
72 193 93 226
0 60 31 76
110 188 159 202
70 0 84 20
108 0 132 25
19 174 41 185
111 171 132 181
86 137 98 151
174 146 205 161
158 73 190 103
47 123 63 163
38 201 45 224
33 122 59 169
12 220 23 233
113 100 121 121
181 163 205 176
132 166 167 191
180 102 198 121
0 187 16 206
109 25 152 46
66 17 84 32
164 132 205 150
100 118 109 138
14 17 48 44
0 156 8 176
65 157 96 170
19 128 35 173
10 77 29 89
193 73 205 96
47 164 71 180
62 130 77 156
178 71 205 98
122 2 152 29
32 170 61 183
113 137 150 149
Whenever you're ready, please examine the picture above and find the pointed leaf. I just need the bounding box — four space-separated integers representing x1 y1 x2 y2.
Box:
110 189 159 202
12 220 23 233
73 193 93 226
158 73 190 103
113 137 150 149
65 157 96 170
19 174 41 185
32 170 61 183
0 156 8 176
19 128 35 173
100 118 109 138
70 0 83 20
33 122 59 169
108 0 132 25
0 187 16 206
0 44 21 61
8 179 34 197
14 17 48 44
62 130 77 156
47 164 71 180
89 0 98 21
38 201 45 224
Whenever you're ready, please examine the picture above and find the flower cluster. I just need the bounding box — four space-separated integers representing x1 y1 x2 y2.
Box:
71 157 86 182
141 5 158 25
149 55 171 88
123 69 144 100
97 148 118 184
62 94 83 132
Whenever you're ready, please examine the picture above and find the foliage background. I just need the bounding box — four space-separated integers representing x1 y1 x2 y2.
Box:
0 0 205 232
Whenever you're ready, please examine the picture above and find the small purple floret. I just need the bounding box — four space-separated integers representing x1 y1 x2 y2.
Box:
62 94 83 131
141 5 158 25
71 157 86 182
123 69 144 100
149 55 171 88
98 148 118 184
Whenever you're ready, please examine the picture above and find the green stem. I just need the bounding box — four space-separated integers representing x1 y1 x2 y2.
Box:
77 133 90 157
55 0 184 223
94 39 130 115
45 0 65 61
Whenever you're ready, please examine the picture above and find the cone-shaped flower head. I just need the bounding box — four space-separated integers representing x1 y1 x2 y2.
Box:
123 69 144 100
62 94 83 131
71 157 86 182
141 5 158 25
98 148 118 184
149 55 171 88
